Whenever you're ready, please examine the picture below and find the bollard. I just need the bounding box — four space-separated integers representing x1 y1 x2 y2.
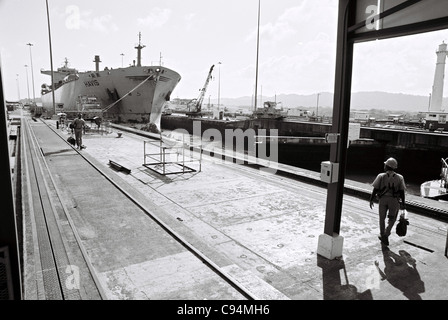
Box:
445 228 448 258
56 120 59 129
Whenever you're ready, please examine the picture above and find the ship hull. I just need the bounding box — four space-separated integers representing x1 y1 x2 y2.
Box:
421 180 448 201
41 66 181 132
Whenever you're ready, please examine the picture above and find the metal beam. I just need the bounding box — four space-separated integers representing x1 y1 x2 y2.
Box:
349 16 448 43
323 0 356 236
347 0 423 34
321 0 448 252
0 63 22 299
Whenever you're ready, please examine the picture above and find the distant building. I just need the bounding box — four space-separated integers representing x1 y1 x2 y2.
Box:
387 114 404 123
423 42 448 131
5 101 22 112
287 108 312 118
422 111 448 131
351 111 370 122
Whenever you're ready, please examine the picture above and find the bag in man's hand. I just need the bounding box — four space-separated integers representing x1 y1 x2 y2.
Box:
67 136 76 146
396 214 409 237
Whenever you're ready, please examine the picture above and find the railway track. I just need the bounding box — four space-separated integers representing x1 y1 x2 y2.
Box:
22 117 103 299
22 115 256 300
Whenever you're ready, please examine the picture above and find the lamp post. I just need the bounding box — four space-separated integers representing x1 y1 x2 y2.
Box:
218 62 222 110
46 0 56 115
26 43 36 102
428 93 431 111
316 92 320 118
120 53 124 67
252 92 254 110
24 65 30 104
16 74 20 101
254 0 261 112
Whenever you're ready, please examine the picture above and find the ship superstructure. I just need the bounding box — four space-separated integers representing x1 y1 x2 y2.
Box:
40 34 181 132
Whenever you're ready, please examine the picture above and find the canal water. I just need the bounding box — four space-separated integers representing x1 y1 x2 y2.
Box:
156 126 442 197
261 140 445 197
159 116 447 198
345 172 421 196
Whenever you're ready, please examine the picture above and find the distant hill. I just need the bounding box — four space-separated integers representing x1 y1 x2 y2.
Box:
349 91 434 112
217 91 448 113
18 98 42 104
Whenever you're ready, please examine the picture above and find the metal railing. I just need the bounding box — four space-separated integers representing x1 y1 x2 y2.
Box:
440 157 448 258
441 157 448 189
143 134 202 175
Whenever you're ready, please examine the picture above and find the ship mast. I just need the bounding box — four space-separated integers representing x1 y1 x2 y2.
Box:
135 32 146 67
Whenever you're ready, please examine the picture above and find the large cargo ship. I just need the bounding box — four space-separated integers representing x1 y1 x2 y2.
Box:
40 34 181 132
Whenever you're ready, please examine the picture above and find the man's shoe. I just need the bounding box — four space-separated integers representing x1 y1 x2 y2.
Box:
378 235 389 246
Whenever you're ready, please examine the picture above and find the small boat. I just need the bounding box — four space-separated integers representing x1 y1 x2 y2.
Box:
420 157 448 201
253 101 287 120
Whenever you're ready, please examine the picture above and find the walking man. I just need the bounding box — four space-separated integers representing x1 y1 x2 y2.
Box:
72 113 86 149
369 157 406 246
59 113 66 129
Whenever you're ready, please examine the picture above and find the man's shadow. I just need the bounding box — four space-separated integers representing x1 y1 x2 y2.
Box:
317 255 373 300
375 246 425 300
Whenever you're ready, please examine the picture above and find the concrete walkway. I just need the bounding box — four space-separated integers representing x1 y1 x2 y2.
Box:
27 118 448 300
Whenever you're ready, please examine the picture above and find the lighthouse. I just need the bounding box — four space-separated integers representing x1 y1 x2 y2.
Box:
429 42 448 112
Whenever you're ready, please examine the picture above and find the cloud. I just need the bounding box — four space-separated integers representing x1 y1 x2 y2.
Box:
62 6 118 33
89 14 119 33
137 8 171 29
239 1 338 96
351 36 442 95
245 0 337 45
183 12 196 30
244 6 298 43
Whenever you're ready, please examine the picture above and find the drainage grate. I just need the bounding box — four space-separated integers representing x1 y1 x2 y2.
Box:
0 246 13 300
404 240 435 253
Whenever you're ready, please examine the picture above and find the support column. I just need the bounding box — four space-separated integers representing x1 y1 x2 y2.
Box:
0 65 22 299
317 0 355 260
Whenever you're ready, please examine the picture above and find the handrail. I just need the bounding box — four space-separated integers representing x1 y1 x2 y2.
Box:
441 158 448 187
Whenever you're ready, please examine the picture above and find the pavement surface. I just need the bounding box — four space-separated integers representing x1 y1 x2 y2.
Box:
20 115 448 300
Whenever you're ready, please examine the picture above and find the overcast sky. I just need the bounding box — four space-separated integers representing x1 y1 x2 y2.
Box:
1 0 447 102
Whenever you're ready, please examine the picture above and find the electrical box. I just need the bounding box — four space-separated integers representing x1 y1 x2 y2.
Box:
321 161 339 183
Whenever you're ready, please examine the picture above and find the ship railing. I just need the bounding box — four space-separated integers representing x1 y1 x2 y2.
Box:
255 135 327 144
441 157 448 188
81 119 112 135
99 120 113 135
142 134 202 175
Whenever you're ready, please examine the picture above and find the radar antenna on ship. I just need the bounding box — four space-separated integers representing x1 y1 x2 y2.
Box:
135 32 146 67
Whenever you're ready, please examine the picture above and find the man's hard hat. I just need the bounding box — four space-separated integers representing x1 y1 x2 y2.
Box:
384 157 398 169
